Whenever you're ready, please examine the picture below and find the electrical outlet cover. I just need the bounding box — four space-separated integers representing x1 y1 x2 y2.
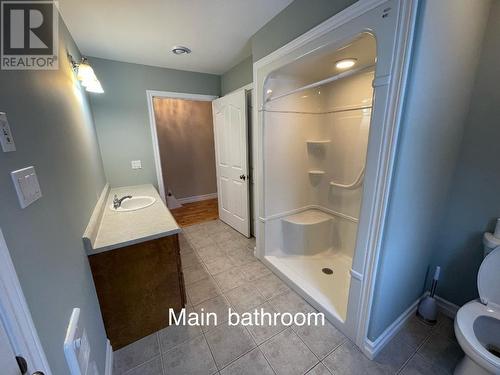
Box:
131 160 142 169
0 112 16 152
64 308 92 375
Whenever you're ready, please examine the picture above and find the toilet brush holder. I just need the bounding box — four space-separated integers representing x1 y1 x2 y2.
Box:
416 266 440 325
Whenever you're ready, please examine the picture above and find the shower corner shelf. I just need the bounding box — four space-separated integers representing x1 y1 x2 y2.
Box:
306 140 331 145
308 170 325 176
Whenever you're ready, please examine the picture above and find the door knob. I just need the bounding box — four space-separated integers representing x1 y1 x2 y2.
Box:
16 356 28 374
239 174 246 181
15 355 45 375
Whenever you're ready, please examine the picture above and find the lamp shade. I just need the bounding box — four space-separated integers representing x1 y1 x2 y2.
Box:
76 61 96 84
85 79 104 93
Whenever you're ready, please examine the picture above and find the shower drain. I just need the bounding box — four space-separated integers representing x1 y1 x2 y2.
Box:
322 267 333 275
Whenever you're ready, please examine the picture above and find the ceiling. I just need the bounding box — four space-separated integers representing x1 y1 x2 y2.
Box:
58 0 293 75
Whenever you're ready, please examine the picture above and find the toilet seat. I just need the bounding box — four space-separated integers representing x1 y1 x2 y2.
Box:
454 247 500 375
477 246 500 307
455 301 500 374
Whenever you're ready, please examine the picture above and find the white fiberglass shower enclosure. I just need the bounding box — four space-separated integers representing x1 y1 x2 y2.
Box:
254 0 418 351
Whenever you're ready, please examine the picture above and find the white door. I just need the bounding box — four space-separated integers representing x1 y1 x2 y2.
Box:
0 229 51 375
212 90 250 237
0 319 19 374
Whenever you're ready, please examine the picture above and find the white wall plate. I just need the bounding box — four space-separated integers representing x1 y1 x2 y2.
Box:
10 166 42 209
0 112 16 152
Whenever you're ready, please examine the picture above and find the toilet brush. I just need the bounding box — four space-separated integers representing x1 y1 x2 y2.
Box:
416 266 440 325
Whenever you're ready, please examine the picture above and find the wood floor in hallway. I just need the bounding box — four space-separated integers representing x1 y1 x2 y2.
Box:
170 198 219 227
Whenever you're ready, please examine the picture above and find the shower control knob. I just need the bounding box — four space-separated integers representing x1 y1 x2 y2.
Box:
239 174 246 181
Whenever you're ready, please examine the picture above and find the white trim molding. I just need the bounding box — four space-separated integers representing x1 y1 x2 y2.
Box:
254 0 389 69
435 295 460 318
83 183 110 252
145 90 218 202
0 228 52 374
258 204 358 224
364 293 424 359
364 293 460 358
224 83 254 96
176 193 218 205
355 0 419 357
105 339 113 375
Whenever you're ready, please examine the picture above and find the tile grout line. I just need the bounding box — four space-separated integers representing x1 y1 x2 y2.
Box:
121 354 162 375
187 227 263 372
188 224 356 375
156 332 167 375
259 344 280 375
196 267 287 371
200 330 219 374
255 345 278 375
287 326 321 372
184 222 341 375
395 327 436 374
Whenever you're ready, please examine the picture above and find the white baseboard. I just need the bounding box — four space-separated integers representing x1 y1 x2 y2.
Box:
363 293 460 359
105 339 113 375
177 193 217 205
363 293 424 359
435 294 460 318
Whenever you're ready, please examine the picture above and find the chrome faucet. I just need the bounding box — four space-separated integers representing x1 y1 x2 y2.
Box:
113 194 132 209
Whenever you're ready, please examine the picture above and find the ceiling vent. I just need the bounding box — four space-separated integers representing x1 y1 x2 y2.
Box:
171 46 191 55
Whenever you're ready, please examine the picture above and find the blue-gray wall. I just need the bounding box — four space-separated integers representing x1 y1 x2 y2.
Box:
0 20 108 374
430 0 500 307
368 0 491 340
250 0 356 61
220 0 357 94
221 56 253 95
88 57 220 188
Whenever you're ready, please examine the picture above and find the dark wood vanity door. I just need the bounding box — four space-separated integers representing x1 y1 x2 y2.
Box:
89 234 186 349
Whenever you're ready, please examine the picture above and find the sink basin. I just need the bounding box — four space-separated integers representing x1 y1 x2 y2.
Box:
110 196 156 212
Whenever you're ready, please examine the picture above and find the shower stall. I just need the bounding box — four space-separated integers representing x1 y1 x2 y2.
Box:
254 0 418 346
263 33 375 324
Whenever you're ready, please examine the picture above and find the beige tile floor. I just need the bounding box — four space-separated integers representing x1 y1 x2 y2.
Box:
113 219 463 375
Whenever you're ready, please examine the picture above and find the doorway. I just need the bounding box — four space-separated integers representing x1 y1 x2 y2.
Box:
147 89 254 235
147 91 219 227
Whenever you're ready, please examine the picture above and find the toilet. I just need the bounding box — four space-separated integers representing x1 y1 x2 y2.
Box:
454 246 500 375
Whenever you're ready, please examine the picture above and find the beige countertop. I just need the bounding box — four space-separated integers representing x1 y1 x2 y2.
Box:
83 184 181 255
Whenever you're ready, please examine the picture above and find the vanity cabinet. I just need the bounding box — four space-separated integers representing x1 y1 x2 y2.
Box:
88 234 186 349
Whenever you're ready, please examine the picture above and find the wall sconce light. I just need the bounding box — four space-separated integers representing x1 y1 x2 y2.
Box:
70 56 104 94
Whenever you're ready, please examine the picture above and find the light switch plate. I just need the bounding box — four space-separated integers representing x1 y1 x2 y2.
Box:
11 166 42 208
0 112 16 152
131 160 142 169
64 308 92 375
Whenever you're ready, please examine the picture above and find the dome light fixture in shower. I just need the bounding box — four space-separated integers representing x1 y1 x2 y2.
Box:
171 45 192 55
335 58 357 70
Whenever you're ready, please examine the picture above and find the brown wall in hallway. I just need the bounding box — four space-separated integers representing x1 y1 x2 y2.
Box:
153 98 217 199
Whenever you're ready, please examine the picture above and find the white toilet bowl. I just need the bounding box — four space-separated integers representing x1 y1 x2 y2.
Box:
454 247 500 375
454 301 500 374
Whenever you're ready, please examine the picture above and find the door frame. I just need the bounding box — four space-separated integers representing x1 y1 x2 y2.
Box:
252 0 419 358
0 228 52 374
146 90 218 202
